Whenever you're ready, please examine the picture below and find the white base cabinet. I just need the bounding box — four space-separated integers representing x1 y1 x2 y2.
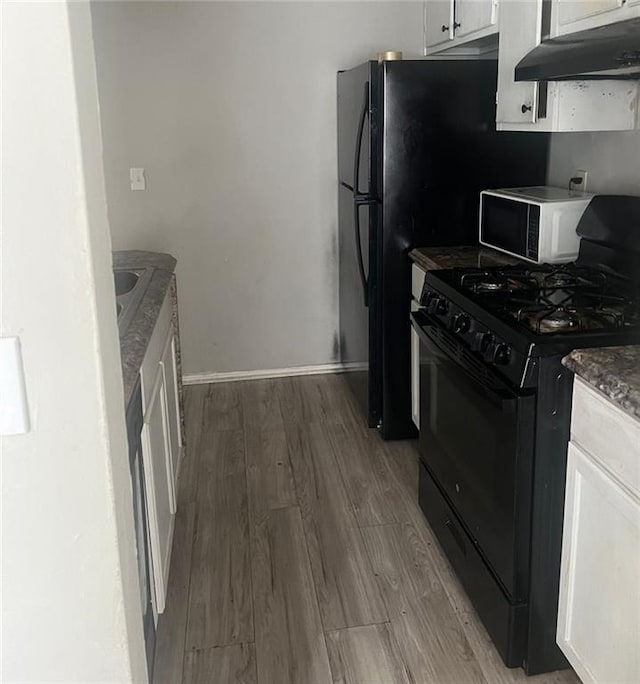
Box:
141 367 175 615
139 289 183 615
557 378 640 684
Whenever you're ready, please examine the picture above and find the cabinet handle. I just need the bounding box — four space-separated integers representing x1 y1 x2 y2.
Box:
521 103 533 113
441 24 450 32
453 21 461 29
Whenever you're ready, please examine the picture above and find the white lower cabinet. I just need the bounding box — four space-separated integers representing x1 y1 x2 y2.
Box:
141 366 175 615
139 289 182 615
557 379 640 684
161 331 182 510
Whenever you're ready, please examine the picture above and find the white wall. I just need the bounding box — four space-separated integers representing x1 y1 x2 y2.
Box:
1 3 145 681
91 1 423 377
548 131 640 195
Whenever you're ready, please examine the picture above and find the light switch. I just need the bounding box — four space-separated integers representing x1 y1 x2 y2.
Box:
130 167 146 191
0 337 30 435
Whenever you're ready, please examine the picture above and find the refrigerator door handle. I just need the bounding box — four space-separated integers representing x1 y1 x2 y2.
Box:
353 81 372 307
354 201 369 307
353 82 369 198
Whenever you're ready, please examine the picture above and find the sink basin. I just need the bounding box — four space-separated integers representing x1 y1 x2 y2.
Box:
114 266 153 335
114 271 139 296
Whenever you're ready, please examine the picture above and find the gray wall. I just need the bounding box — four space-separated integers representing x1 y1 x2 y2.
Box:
91 1 423 377
547 131 640 195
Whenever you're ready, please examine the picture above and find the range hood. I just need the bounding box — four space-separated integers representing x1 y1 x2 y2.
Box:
515 17 640 81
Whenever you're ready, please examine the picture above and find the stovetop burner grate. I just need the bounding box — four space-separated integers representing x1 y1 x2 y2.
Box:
453 263 639 335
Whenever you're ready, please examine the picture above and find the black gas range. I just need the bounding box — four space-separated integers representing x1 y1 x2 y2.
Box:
410 196 639 675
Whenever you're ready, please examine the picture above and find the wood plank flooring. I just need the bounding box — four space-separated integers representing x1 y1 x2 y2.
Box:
154 374 580 684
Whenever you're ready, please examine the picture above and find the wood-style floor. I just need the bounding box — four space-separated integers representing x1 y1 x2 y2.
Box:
153 374 580 684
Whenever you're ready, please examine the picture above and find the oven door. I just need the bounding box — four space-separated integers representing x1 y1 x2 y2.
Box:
412 311 535 600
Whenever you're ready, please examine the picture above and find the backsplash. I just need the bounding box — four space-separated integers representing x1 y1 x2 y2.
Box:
547 131 640 196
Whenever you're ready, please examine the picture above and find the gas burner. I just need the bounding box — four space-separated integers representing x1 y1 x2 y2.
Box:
459 271 535 295
514 306 582 333
541 271 579 289
536 308 581 333
476 280 508 293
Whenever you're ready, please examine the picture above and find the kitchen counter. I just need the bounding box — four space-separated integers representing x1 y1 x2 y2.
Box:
563 346 640 421
409 245 520 271
114 250 178 407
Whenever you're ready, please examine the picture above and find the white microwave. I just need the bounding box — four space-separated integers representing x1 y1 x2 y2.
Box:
479 186 593 264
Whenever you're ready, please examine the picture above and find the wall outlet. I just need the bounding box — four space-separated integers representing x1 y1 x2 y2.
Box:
130 167 146 191
572 169 588 192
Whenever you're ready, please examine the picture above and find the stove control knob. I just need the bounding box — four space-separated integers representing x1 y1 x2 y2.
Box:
452 313 471 334
473 332 493 353
422 290 437 308
492 343 511 365
428 297 448 315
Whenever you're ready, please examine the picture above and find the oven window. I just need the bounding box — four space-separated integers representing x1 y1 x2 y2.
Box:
482 195 529 258
419 339 528 597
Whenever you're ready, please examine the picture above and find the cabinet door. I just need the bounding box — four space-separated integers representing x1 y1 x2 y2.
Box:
141 369 175 614
410 301 420 430
425 0 454 47
454 0 497 38
557 442 640 684
497 0 541 125
556 0 623 27
161 330 182 501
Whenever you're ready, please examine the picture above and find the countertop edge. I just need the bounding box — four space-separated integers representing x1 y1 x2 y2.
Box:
115 251 177 407
562 347 640 422
409 246 520 271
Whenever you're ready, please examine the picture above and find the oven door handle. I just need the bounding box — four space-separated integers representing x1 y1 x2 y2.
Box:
410 311 521 414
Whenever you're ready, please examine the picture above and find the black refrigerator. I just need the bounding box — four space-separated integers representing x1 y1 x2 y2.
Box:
338 59 550 440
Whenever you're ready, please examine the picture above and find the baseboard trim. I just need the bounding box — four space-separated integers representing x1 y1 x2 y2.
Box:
182 362 367 385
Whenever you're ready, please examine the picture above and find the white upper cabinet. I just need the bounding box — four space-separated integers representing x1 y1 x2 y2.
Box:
425 0 498 53
425 0 455 48
496 0 542 125
552 0 640 36
497 0 640 131
424 0 640 128
556 0 623 26
454 0 498 38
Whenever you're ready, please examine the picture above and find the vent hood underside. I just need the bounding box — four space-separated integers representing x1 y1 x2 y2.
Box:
515 17 640 81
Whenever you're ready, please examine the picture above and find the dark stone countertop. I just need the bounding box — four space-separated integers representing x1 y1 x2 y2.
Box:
114 250 177 407
409 246 520 271
563 346 640 421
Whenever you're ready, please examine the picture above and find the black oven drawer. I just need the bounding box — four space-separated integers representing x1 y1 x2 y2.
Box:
418 460 527 668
